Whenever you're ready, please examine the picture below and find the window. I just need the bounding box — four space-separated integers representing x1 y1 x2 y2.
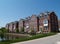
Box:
44 26 48 30
43 19 48 24
26 26 29 29
44 15 48 18
39 28 42 31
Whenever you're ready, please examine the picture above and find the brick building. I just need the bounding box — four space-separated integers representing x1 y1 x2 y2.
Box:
29 15 39 32
24 15 39 33
6 21 19 33
5 11 59 33
38 12 58 33
19 19 24 32
58 20 60 31
13 21 19 32
24 17 30 33
8 22 14 32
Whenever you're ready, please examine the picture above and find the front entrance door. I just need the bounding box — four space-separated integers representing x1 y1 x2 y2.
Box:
39 28 42 33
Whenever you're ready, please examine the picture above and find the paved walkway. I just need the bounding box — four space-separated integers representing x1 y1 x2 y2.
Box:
12 33 60 44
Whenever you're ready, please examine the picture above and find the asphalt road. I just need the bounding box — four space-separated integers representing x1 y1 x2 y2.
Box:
12 33 60 44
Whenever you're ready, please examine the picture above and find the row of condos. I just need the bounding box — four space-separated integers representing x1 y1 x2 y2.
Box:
5 11 59 33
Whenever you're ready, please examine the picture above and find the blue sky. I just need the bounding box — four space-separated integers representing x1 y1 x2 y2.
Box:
0 0 60 28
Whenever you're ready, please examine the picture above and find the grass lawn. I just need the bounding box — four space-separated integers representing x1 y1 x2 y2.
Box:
0 32 57 44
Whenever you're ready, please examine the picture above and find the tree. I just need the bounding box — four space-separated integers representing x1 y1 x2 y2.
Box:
0 27 7 41
0 27 7 33
21 27 24 32
30 27 36 35
16 28 19 33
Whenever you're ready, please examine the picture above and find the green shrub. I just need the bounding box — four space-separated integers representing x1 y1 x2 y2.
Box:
21 27 24 32
16 28 19 33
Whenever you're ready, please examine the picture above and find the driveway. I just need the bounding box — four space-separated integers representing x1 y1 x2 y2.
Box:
12 33 60 44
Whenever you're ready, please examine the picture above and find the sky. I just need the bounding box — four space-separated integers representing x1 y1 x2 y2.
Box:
0 0 60 28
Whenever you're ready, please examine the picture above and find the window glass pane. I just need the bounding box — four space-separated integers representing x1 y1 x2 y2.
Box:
44 26 48 30
43 19 48 24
